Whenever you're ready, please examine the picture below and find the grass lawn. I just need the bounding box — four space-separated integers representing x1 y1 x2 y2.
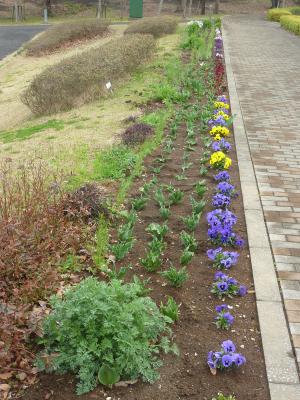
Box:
0 24 180 183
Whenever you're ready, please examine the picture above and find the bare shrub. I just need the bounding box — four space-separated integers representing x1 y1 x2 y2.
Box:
64 183 111 221
24 19 109 56
21 34 156 115
0 160 91 303
121 122 154 146
124 16 179 38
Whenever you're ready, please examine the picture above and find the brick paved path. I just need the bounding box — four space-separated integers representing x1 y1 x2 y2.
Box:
223 16 300 374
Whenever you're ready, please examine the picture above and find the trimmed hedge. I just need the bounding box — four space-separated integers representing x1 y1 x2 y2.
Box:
280 15 300 35
268 7 300 22
124 16 178 38
21 35 156 115
24 20 109 56
267 8 292 22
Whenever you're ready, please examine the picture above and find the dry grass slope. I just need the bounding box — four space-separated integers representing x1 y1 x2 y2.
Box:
124 15 179 38
24 19 110 56
21 34 156 115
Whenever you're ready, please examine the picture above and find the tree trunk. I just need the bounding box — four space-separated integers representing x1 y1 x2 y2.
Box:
97 0 102 18
182 0 187 18
188 0 193 17
214 0 219 14
158 0 164 15
45 0 51 16
200 0 206 15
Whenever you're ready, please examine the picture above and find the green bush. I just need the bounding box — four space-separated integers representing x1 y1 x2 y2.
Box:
280 15 300 35
24 20 109 56
39 277 177 394
267 8 291 21
124 16 178 38
290 6 300 15
21 34 155 115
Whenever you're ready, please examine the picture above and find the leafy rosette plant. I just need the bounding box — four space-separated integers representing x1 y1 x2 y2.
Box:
209 151 232 170
214 171 231 182
207 247 239 270
215 305 234 330
211 272 247 299
212 138 231 153
216 181 237 198
207 340 246 374
207 209 244 247
39 277 178 394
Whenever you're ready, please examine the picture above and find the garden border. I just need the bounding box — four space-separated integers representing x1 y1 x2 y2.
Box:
222 20 300 400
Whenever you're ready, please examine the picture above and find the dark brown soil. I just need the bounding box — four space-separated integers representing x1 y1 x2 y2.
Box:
21 101 270 399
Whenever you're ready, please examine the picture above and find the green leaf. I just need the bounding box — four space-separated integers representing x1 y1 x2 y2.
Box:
98 365 120 386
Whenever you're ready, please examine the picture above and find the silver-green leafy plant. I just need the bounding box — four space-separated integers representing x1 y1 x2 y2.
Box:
39 277 178 394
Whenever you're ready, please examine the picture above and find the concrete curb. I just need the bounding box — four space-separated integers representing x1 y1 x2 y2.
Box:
222 19 300 400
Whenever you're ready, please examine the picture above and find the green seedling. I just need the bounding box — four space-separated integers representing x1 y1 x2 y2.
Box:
195 180 207 198
106 264 131 280
160 206 171 220
169 188 184 205
160 266 189 288
141 251 162 272
175 174 187 181
182 213 200 232
202 136 212 148
118 224 134 243
180 231 197 252
132 196 148 211
139 182 153 195
182 162 193 172
150 166 162 174
199 165 208 176
110 240 135 261
160 296 180 322
154 187 166 207
180 249 194 266
148 236 166 253
190 196 206 214
146 223 169 240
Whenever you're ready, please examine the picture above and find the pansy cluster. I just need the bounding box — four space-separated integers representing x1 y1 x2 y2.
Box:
212 272 247 299
207 247 239 270
215 305 234 330
206 28 247 377
207 340 246 371
207 209 244 247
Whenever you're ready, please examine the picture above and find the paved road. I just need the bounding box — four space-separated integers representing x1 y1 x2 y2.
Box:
0 25 48 60
223 14 300 395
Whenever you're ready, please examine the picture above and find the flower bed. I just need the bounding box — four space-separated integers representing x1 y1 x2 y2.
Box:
19 22 270 400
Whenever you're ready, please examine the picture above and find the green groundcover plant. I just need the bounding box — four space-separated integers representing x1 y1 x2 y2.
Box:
38 277 178 394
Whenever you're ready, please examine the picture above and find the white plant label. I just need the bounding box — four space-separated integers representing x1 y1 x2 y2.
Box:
106 81 112 90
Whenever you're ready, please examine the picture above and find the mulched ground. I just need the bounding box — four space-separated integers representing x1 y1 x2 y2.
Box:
21 95 270 399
